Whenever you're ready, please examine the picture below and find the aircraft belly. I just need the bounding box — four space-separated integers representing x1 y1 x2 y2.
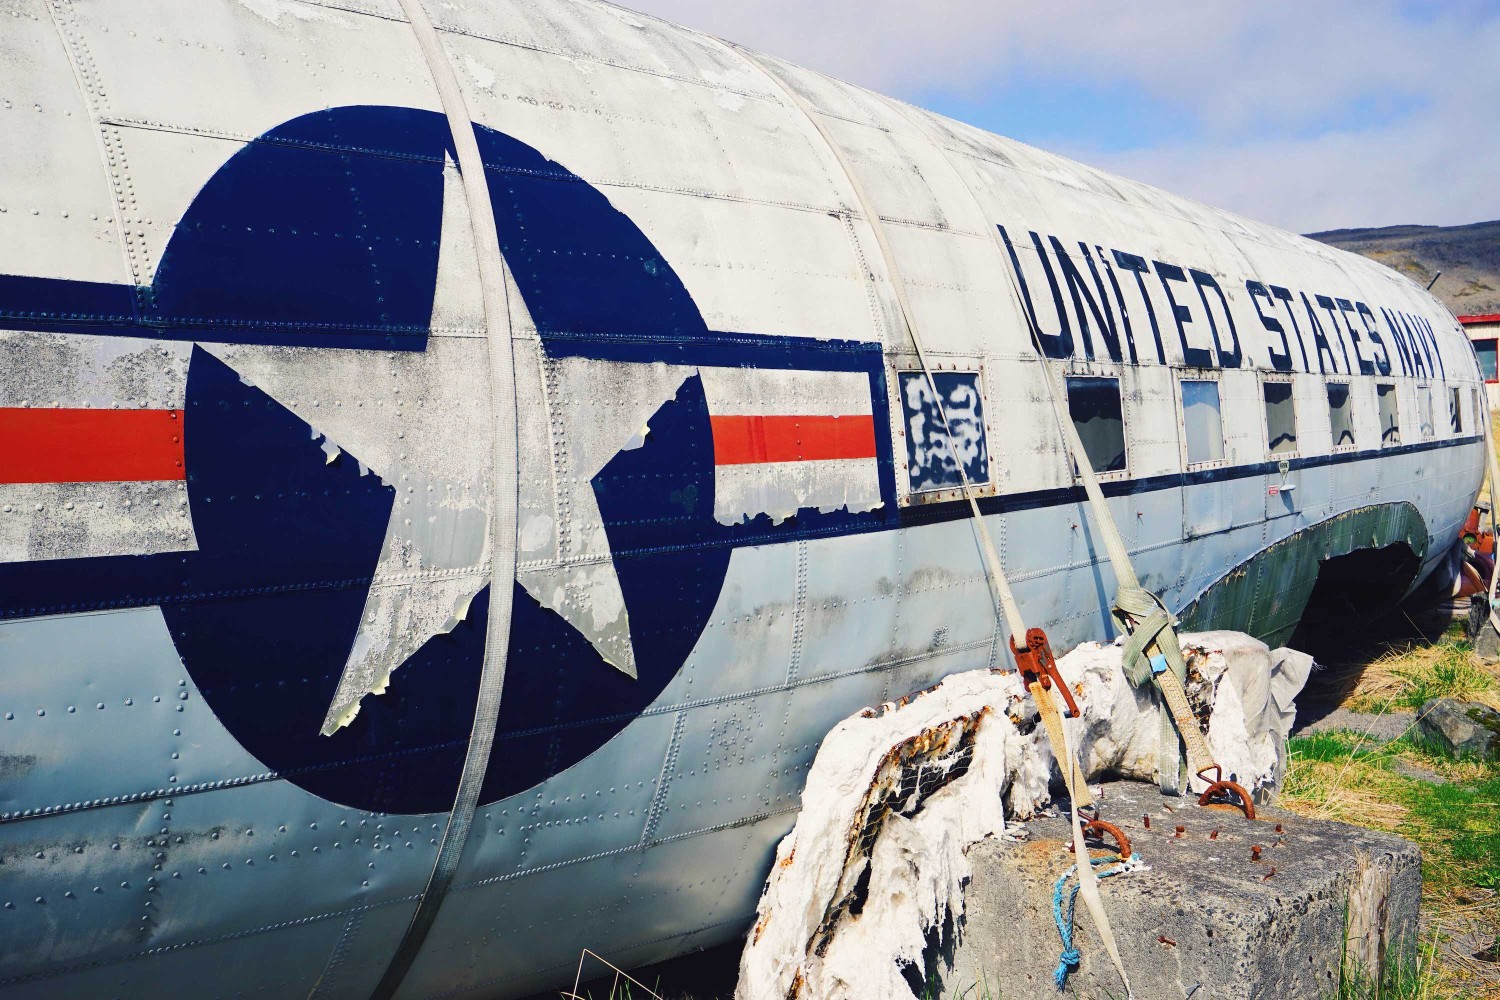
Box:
0 443 1485 998
0 608 447 992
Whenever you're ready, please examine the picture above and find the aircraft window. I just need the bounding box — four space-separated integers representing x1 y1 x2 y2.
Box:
1451 387 1463 434
1327 382 1355 449
1181 379 1224 466
898 371 990 492
1065 376 1126 474
1376 383 1400 447
1263 381 1297 456
1418 385 1434 439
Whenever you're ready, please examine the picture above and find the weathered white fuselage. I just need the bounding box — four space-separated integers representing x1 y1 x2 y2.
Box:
0 2 1482 998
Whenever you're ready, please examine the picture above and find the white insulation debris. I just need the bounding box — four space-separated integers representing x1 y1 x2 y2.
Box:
736 632 1311 1000
1065 630 1313 795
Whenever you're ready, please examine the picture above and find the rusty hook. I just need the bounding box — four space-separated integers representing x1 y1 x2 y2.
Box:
1196 766 1256 820
1080 817 1132 860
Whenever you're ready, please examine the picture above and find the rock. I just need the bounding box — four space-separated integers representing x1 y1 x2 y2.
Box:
1416 698 1500 760
1468 597 1500 663
950 781 1422 1000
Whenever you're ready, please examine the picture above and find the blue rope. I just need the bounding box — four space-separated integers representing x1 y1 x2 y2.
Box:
1052 855 1131 991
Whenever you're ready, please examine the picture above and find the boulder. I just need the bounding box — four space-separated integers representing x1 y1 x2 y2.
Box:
1468 597 1500 663
1416 698 1500 761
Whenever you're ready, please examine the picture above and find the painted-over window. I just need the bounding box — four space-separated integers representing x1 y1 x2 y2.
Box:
1181 379 1225 465
898 371 990 492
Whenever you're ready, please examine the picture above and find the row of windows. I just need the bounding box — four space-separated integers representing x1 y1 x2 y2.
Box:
1066 375 1470 476
898 369 1476 494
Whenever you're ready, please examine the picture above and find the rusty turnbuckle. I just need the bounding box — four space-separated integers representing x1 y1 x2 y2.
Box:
1012 627 1080 718
1196 766 1256 820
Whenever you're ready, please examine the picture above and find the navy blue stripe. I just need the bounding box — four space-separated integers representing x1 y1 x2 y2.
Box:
0 274 139 327
582 432 1483 557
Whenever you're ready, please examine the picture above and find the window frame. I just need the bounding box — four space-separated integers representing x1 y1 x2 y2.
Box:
1375 382 1401 448
1450 385 1464 435
1177 374 1227 470
1326 380 1357 452
1063 374 1130 481
1260 373 1299 460
1417 384 1435 440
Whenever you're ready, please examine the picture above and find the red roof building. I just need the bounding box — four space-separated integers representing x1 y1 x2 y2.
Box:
1461 316 1500 412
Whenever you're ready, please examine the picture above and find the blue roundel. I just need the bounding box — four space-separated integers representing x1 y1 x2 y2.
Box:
0 105 730 814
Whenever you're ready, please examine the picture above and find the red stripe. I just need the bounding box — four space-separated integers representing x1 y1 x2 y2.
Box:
710 414 877 465
0 408 186 484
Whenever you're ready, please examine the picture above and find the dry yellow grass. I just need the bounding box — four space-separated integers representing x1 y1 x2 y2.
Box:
1340 638 1500 714
1279 612 1500 999
1280 752 1410 827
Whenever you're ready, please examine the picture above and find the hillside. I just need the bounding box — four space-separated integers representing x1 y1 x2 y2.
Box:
1306 220 1500 317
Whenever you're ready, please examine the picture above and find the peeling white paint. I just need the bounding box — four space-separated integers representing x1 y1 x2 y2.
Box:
700 366 882 525
514 355 695 680
517 511 553 553
713 458 884 525
236 0 344 26
316 434 341 465
0 331 197 563
463 54 496 94
222 156 493 733
319 566 488 734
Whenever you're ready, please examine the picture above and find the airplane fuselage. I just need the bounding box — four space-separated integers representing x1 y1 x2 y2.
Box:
0 2 1482 998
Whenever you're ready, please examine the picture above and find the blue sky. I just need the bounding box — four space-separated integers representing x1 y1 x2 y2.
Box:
629 0 1500 233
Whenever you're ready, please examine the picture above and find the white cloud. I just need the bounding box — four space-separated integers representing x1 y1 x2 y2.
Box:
622 0 1500 231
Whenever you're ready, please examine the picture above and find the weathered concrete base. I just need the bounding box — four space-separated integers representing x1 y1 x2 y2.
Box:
945 781 1421 999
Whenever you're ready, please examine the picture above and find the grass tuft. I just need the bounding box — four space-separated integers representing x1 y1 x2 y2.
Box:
1329 935 1443 999
1341 632 1500 715
1284 641 1500 1000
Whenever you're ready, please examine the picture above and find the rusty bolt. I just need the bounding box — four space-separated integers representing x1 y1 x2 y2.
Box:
1274 823 1283 834
1250 845 1263 861
1158 935 1177 947
1209 829 1219 840
1142 815 1151 830
1263 866 1277 881
1174 824 1185 838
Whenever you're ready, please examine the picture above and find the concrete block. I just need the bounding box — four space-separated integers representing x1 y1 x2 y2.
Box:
946 781 1420 999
